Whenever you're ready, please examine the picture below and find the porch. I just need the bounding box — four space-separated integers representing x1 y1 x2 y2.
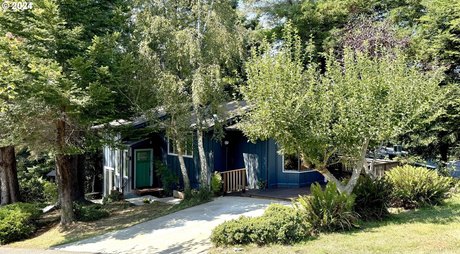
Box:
239 187 312 201
220 168 313 201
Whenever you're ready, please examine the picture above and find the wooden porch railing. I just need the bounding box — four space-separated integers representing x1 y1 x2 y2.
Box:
221 168 247 193
367 159 400 178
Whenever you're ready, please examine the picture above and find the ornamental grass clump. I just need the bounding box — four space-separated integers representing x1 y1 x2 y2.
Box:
386 165 453 209
295 182 358 233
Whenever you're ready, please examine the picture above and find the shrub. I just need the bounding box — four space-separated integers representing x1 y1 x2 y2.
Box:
173 188 212 210
0 203 42 244
155 160 179 195
296 182 358 233
43 181 58 204
211 172 223 196
19 177 45 203
74 203 110 222
102 189 124 204
184 188 212 201
386 165 453 209
211 204 309 246
352 175 391 221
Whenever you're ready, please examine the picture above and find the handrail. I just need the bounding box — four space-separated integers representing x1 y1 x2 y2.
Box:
220 168 247 193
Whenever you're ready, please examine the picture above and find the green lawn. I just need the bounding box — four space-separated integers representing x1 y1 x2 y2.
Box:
211 194 460 254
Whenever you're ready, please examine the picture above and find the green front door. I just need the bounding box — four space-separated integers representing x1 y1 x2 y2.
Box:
135 150 152 188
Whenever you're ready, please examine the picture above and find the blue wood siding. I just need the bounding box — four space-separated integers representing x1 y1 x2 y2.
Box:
104 130 326 192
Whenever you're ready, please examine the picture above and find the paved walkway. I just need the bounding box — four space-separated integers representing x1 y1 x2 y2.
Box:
0 248 92 254
53 197 286 254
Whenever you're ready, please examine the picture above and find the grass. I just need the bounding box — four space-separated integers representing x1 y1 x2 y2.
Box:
5 198 207 249
211 194 460 254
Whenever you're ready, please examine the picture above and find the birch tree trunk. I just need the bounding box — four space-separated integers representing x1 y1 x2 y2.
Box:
0 146 20 205
176 144 190 191
196 128 209 189
317 139 370 195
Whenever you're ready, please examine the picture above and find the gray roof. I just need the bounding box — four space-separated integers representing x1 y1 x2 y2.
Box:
92 101 249 130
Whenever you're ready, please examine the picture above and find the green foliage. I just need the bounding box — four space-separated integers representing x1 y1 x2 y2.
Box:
296 183 358 233
386 165 453 208
353 175 391 220
184 188 212 202
211 172 223 196
174 188 212 210
211 204 310 246
15 150 55 203
256 180 267 190
43 181 58 204
412 0 460 81
241 23 444 192
0 203 42 244
102 189 124 205
19 177 45 203
155 160 179 195
134 0 245 190
73 203 109 222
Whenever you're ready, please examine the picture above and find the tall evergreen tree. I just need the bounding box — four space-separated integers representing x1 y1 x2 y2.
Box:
0 0 136 224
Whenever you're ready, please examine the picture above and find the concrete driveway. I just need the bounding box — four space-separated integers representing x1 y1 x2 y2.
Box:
54 196 286 254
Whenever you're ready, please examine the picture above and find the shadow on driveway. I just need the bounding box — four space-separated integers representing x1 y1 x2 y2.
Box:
54 197 287 254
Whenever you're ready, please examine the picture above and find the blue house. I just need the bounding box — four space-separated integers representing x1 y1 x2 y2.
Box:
100 101 325 197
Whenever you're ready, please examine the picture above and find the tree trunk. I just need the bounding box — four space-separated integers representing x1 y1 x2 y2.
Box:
176 144 190 191
56 117 74 226
317 139 369 195
70 154 86 202
0 146 20 205
196 129 209 189
56 154 75 225
439 141 449 163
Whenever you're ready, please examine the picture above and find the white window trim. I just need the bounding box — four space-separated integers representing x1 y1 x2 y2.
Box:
115 150 120 176
122 150 129 178
133 149 154 189
281 154 316 174
103 166 115 197
167 138 193 158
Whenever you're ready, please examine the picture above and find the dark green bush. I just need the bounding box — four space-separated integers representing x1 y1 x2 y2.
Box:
386 165 453 209
19 177 46 203
74 203 110 222
296 183 358 233
155 160 179 195
184 188 212 201
0 203 42 244
211 172 223 196
353 175 391 221
211 204 310 246
102 189 124 204
43 181 58 204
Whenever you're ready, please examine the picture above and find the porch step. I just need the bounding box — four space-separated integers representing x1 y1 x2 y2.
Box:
134 187 164 196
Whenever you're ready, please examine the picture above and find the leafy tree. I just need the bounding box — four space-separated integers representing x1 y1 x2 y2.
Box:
240 25 443 194
134 0 244 189
0 0 135 224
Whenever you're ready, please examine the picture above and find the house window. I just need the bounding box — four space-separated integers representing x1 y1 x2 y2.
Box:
168 138 193 157
282 153 313 173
